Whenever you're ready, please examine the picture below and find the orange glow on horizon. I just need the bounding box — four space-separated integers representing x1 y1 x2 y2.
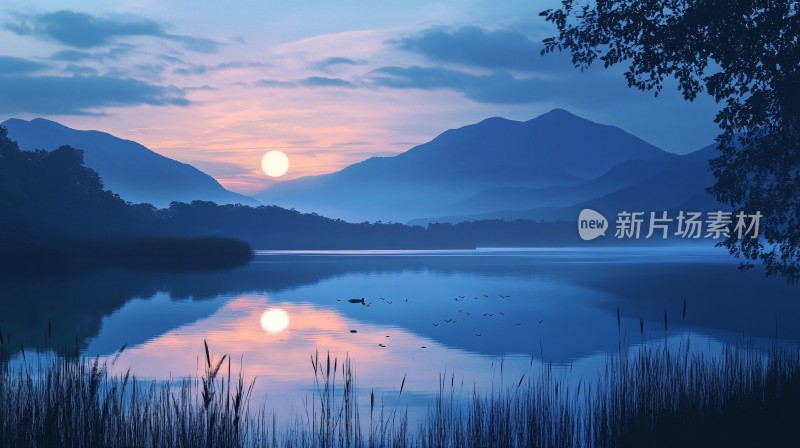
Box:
51 75 480 196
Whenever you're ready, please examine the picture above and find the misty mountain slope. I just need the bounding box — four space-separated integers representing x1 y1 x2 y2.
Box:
573 144 720 216
442 154 682 216
2 118 257 208
257 109 670 222
410 145 722 224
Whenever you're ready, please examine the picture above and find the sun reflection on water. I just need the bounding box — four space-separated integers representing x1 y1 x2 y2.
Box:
260 308 290 334
97 294 539 421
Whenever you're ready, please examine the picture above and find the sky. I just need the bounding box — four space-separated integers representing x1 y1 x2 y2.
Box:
0 0 722 195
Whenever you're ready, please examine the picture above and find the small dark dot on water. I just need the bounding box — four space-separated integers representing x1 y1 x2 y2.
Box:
350 330 357 333
421 346 426 348
385 335 390 337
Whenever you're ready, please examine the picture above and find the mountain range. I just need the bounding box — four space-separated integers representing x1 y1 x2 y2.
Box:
257 109 720 223
2 110 722 224
2 118 256 208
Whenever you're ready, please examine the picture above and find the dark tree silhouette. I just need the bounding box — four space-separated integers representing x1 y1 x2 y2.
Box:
0 127 252 272
0 126 141 238
541 1 800 282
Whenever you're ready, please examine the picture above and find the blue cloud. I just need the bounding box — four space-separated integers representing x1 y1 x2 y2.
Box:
378 25 631 105
256 79 296 88
171 35 218 53
300 76 353 87
217 60 268 70
63 64 99 76
174 60 268 76
50 50 92 62
396 26 562 72
312 57 361 71
6 10 219 53
256 76 354 88
132 64 166 76
371 66 551 104
159 54 185 64
174 65 209 76
0 75 189 115
0 55 48 75
49 45 134 62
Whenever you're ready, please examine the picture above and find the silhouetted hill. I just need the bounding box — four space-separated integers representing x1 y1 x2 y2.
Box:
2 118 257 207
257 109 669 222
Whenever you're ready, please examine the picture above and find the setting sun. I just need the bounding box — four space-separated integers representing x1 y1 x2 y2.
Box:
262 151 290 177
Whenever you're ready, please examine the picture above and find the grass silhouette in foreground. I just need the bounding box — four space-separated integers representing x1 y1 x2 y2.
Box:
1 336 798 447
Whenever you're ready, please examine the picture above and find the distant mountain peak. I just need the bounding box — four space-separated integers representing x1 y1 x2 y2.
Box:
536 107 576 118
475 116 515 125
6 117 73 133
528 108 598 126
472 108 583 128
30 117 67 126
257 109 670 222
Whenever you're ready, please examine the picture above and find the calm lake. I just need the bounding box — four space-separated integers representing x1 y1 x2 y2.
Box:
3 246 799 420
